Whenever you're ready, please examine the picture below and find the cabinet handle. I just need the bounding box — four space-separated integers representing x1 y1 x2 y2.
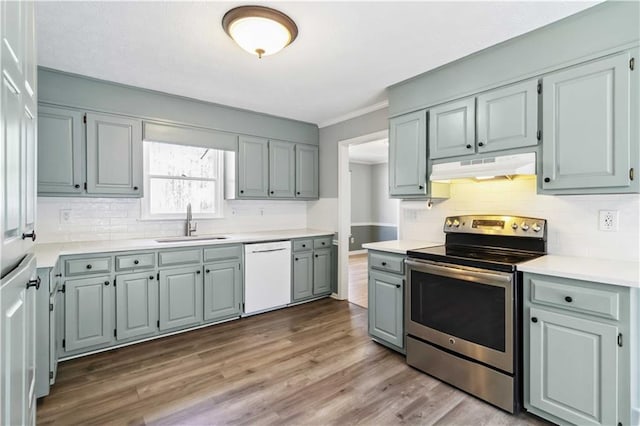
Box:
206 269 210 273
564 296 573 303
478 142 485 147
544 177 551 183
531 317 538 323
133 260 139 265
196 270 201 274
86 264 92 270
466 144 472 149
149 276 154 280
26 277 41 290
55 273 62 277
74 184 81 189
133 186 139 190
22 231 36 241
104 281 110 286
395 284 401 289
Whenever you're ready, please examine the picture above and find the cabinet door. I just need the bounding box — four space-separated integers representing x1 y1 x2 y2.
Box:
64 275 114 352
116 272 158 340
477 79 538 153
429 97 476 159
159 266 203 331
542 53 631 190
86 112 142 196
203 261 241 322
238 135 268 198
368 270 404 348
389 110 427 197
269 140 295 198
295 144 319 198
312 248 332 295
292 251 313 301
529 308 618 426
37 106 84 194
0 255 36 426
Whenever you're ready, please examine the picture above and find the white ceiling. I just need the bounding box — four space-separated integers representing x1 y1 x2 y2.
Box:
349 139 388 165
35 1 599 126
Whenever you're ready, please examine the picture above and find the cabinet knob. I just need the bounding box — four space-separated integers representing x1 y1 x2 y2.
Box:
270 191 274 194
466 144 472 149
26 277 41 290
296 191 301 195
74 184 81 189
206 269 210 273
315 254 319 258
22 231 36 241
564 296 573 303
531 317 538 323
133 260 139 265
294 258 299 261
322 242 326 245
149 276 154 280
381 262 387 266
302 244 306 248
395 284 401 289
104 281 110 286
133 186 139 190
544 177 551 183
196 270 201 274
86 264 92 269
478 142 485 147
418 185 424 190
240 190 244 194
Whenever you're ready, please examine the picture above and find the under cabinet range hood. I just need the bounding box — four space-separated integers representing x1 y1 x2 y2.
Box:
430 152 536 181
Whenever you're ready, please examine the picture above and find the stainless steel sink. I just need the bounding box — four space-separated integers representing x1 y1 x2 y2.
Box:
155 236 228 243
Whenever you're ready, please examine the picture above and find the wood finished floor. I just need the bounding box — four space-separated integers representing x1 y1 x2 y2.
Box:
38 299 547 425
348 253 368 309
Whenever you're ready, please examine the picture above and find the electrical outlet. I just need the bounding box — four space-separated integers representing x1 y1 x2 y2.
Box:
59 209 71 224
599 210 619 231
350 237 355 244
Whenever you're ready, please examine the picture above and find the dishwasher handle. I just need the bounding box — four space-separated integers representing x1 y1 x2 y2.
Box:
250 248 288 254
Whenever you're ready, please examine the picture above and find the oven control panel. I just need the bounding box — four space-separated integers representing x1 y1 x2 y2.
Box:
444 215 546 237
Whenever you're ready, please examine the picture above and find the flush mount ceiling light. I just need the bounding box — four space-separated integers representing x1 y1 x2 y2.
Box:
222 5 298 59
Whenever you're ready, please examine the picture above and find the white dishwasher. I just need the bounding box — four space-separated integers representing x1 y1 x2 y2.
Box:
243 240 292 315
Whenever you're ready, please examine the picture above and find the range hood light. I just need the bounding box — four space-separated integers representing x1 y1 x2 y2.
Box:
430 152 536 181
475 176 496 180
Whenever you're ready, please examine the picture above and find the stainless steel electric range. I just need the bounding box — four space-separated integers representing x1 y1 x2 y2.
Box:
405 215 547 414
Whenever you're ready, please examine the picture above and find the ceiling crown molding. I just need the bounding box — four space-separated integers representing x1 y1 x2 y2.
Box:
318 100 388 129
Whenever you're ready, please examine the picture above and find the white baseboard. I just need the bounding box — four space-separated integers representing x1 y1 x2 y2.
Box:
349 249 368 255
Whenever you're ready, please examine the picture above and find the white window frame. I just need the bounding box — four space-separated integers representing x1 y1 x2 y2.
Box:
142 141 225 220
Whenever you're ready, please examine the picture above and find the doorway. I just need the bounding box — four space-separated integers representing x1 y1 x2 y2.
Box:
337 130 399 308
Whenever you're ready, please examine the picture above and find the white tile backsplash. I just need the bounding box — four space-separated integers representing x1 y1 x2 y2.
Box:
400 176 640 262
37 197 309 243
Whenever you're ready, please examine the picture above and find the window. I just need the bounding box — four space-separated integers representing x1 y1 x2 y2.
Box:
143 141 224 219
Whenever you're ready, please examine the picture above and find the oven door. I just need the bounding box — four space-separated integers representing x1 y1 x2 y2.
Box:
406 258 514 373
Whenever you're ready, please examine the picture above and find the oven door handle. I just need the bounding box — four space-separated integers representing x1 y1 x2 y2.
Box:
406 259 512 286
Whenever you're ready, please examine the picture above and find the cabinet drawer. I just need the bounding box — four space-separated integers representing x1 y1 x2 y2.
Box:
158 249 202 267
65 257 112 276
313 237 332 249
115 253 155 271
293 239 312 252
529 276 620 320
369 252 405 274
203 245 242 262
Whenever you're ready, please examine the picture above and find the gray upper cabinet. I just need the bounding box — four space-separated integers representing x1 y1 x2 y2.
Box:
86 112 143 196
64 275 114 352
115 272 158 341
312 248 331 295
389 110 427 197
295 144 319 199
541 52 632 192
476 79 538 153
37 106 84 194
268 140 295 198
203 261 241 322
158 266 203 331
429 97 475 159
238 135 269 198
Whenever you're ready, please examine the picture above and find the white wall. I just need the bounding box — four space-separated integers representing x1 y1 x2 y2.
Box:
36 197 308 243
400 176 640 262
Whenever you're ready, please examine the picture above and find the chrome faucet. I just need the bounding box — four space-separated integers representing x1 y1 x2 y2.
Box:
186 203 197 236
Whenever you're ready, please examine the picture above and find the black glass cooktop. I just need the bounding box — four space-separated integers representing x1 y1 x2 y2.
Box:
408 244 544 273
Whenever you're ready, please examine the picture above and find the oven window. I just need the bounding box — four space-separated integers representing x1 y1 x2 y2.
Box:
411 270 506 352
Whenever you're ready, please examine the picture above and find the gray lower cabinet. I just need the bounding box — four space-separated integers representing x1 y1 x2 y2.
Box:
64 275 114 352
86 112 143 196
292 251 313 300
367 250 406 352
295 144 319 199
37 105 84 194
312 248 332 295
429 97 476 159
203 261 242 322
291 236 334 302
524 272 632 426
389 110 427 197
238 135 269 198
158 266 203 331
269 140 295 198
115 272 158 340
541 51 634 193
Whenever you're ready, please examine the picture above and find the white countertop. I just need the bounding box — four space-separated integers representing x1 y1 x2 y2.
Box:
518 255 640 288
362 240 442 255
34 228 334 269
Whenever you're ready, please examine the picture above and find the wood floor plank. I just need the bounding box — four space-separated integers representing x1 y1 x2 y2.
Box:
37 298 549 425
